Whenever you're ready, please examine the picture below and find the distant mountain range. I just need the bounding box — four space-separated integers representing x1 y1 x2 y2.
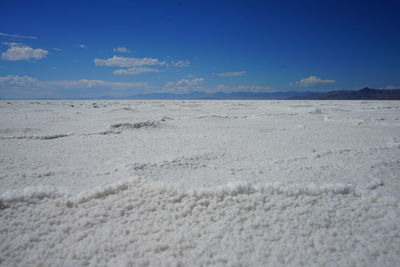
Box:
289 87 400 100
124 87 400 100
1 87 400 100
123 90 308 100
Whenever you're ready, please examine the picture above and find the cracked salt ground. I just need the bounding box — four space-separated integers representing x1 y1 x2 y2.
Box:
1 100 400 266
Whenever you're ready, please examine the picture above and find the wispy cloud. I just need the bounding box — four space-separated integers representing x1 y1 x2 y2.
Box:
0 75 38 86
172 60 190 67
290 76 336 87
165 78 204 92
2 42 24 46
166 77 204 87
78 44 87 48
382 85 399 90
49 79 147 89
95 56 190 76
163 78 276 94
53 48 62 52
94 56 166 67
113 47 132 53
0 75 147 90
213 84 276 93
0 75 280 96
0 32 38 40
113 67 162 75
216 71 246 77
1 44 48 61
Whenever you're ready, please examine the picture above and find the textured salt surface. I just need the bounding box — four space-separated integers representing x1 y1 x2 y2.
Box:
1 180 399 266
0 133 72 140
0 100 400 266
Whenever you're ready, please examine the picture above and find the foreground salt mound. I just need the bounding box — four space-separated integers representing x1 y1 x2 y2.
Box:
1 180 399 266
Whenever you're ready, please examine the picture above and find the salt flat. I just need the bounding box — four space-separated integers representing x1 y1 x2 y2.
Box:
1 100 400 266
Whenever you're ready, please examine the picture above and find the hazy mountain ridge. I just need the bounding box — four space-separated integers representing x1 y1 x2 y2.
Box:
127 87 400 100
290 87 400 100
126 91 308 100
1 87 399 100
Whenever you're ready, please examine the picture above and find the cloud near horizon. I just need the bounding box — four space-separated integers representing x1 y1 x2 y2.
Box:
0 75 38 86
1 44 48 61
163 78 276 94
290 76 336 87
0 75 147 90
0 75 278 96
164 78 204 93
214 84 276 93
216 71 246 77
382 85 399 90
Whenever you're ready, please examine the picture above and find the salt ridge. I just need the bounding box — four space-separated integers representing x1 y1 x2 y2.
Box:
1 178 397 209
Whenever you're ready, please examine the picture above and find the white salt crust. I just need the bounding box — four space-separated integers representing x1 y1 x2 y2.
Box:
1 179 399 266
1 100 400 266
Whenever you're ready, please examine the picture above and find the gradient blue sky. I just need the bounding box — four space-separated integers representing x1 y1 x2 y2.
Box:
1 0 399 98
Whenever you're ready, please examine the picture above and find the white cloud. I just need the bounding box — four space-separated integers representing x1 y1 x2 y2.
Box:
166 78 204 87
94 56 166 67
95 56 190 76
216 71 246 77
165 78 204 92
290 76 336 87
113 47 132 53
172 60 190 67
0 75 280 96
2 42 24 46
214 84 276 93
161 79 279 94
1 45 48 61
113 67 162 75
78 44 87 48
0 75 147 90
0 32 37 40
163 78 276 94
0 75 38 86
50 79 107 88
382 85 399 90
48 79 147 90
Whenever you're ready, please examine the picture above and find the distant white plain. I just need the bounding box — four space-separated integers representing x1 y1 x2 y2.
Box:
1 100 399 266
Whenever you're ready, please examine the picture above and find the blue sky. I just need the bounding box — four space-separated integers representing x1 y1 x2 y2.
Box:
0 0 399 98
